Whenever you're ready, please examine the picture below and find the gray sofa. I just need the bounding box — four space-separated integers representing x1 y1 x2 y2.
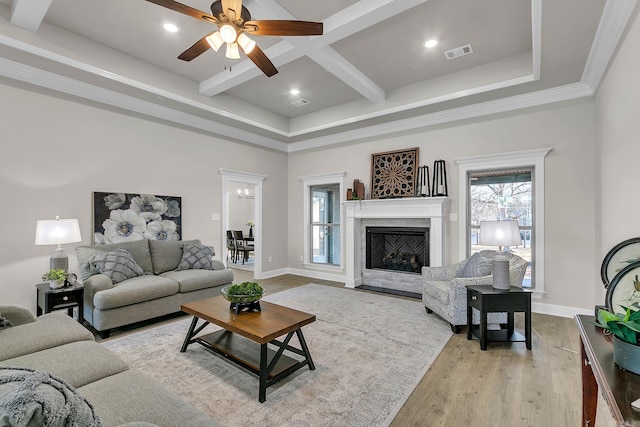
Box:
76 239 233 338
0 306 220 426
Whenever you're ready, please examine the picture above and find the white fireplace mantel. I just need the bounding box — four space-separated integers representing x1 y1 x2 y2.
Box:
343 197 450 288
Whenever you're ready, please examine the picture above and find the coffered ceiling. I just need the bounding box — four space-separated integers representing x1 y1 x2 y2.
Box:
0 0 635 152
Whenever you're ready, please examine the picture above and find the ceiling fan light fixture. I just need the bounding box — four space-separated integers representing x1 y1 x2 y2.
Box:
206 31 224 52
237 33 255 54
219 24 237 43
225 42 240 59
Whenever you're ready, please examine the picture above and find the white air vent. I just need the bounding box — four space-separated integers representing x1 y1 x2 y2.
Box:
291 98 310 107
444 44 473 60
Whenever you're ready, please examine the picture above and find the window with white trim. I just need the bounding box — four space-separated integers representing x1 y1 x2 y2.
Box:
300 172 345 270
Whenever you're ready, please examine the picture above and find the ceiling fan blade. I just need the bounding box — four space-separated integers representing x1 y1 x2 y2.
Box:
145 0 218 24
243 20 323 36
246 45 278 77
178 36 212 61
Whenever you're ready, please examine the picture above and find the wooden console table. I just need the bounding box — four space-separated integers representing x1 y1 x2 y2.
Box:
575 314 640 426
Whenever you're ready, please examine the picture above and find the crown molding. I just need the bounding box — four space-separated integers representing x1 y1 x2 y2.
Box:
582 0 638 90
286 83 594 152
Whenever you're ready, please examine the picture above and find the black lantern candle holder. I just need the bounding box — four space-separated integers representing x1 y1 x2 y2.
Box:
416 165 430 197
432 160 448 196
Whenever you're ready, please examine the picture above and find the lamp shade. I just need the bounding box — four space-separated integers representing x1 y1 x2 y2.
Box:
479 220 521 247
206 31 224 52
35 217 82 245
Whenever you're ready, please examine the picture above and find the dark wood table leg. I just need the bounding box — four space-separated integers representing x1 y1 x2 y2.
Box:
181 316 209 352
259 343 268 403
581 340 598 426
480 297 488 350
296 329 316 370
525 297 531 350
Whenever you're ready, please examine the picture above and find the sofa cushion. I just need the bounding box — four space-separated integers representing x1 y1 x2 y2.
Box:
77 370 220 427
0 341 129 389
0 367 102 427
0 313 94 362
458 252 493 278
161 269 234 293
93 276 179 310
77 239 153 281
176 243 214 271
148 239 201 274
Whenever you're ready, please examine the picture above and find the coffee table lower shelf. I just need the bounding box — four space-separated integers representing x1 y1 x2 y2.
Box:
196 329 304 379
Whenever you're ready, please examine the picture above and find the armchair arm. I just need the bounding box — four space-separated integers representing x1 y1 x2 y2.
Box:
422 264 462 281
83 274 114 309
452 275 494 288
0 305 36 326
211 260 226 270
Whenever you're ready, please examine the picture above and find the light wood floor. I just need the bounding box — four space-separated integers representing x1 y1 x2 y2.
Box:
102 270 616 426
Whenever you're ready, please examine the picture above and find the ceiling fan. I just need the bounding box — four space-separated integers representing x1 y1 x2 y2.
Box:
146 0 323 77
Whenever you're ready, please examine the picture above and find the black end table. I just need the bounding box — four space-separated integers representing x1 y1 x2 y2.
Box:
36 282 84 323
466 284 531 350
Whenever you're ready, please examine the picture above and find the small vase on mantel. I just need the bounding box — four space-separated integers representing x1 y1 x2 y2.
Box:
249 226 253 238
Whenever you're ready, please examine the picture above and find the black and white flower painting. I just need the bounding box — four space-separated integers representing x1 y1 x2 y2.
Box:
93 192 182 244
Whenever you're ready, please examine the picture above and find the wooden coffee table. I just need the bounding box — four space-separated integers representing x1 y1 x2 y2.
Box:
180 296 316 402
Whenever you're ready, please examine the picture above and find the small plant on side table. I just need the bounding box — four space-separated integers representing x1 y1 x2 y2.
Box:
42 269 68 289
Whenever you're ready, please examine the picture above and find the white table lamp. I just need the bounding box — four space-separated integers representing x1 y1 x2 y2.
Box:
35 216 82 271
479 220 521 290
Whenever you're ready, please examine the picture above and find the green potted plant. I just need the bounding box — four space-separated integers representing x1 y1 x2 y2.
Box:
595 305 640 375
42 269 68 289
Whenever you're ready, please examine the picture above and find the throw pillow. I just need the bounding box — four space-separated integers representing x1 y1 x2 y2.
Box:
458 252 493 278
88 248 144 284
176 243 214 270
0 367 102 427
0 316 12 330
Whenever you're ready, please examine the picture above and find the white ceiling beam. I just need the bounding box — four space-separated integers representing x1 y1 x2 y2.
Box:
199 0 426 101
10 0 53 32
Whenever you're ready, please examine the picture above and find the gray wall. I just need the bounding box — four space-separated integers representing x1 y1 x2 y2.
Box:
0 83 288 312
595 8 640 308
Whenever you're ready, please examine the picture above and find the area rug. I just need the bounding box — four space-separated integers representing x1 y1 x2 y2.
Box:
228 256 254 272
101 284 452 426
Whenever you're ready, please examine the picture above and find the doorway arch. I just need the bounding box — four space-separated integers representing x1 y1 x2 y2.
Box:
219 169 266 278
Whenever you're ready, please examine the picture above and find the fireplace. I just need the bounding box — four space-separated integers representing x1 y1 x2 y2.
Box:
343 197 449 293
366 227 429 274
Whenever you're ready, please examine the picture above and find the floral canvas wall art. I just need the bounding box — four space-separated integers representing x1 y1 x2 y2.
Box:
93 192 182 244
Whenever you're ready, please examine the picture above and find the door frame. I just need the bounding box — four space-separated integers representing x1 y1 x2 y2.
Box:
219 169 266 278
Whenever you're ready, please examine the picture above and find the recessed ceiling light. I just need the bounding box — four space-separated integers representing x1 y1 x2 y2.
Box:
163 22 179 33
424 39 438 48
290 89 300 96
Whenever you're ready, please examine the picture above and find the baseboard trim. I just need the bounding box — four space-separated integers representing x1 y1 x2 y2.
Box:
277 268 596 319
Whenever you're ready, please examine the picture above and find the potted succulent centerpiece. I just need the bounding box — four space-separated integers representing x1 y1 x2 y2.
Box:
221 281 265 314
595 305 640 375
42 269 68 289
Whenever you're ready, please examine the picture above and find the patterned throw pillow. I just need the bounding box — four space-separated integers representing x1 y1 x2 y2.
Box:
458 252 493 278
176 243 214 270
88 248 144 284
0 316 12 330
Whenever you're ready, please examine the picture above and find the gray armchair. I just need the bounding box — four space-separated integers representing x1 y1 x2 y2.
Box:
422 250 528 333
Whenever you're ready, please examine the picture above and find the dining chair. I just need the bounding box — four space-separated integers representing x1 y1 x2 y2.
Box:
233 230 254 264
226 230 237 263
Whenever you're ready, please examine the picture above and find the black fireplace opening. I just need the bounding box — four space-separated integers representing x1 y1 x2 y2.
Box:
366 226 430 274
